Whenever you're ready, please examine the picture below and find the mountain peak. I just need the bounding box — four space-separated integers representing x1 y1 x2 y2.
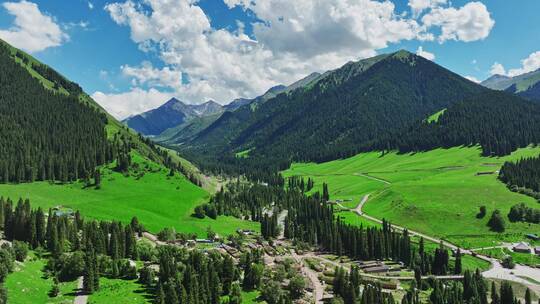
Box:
163 97 184 107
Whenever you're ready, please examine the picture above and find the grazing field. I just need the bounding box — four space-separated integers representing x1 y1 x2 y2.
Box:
88 278 151 304
5 256 77 304
283 146 540 249
0 153 257 236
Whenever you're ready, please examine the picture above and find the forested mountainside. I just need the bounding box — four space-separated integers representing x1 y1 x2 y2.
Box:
482 69 540 101
179 50 487 174
124 99 223 136
370 91 540 156
0 39 169 183
0 41 112 183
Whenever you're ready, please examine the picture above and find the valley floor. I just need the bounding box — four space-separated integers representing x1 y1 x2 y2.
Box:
283 146 540 250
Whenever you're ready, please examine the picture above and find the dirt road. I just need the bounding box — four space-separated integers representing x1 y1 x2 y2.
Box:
73 276 88 304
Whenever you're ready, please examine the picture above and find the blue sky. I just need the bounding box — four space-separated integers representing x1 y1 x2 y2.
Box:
0 0 539 118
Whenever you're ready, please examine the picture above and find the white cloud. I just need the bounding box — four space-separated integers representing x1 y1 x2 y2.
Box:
88 2 94 10
0 1 68 53
422 2 494 43
507 51 540 77
101 0 496 117
408 0 447 17
91 88 174 119
121 61 182 89
465 75 480 83
416 46 435 60
489 62 506 76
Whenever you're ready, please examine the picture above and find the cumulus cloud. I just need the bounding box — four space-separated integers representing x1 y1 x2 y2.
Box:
422 2 494 43
99 0 496 117
507 51 540 77
490 62 506 76
416 46 435 60
91 88 174 119
408 0 447 17
0 1 68 53
489 51 540 77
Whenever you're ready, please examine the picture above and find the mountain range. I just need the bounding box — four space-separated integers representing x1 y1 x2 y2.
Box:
481 69 540 101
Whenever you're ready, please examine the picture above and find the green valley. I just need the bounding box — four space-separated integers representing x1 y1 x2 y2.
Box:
284 146 540 248
0 152 256 236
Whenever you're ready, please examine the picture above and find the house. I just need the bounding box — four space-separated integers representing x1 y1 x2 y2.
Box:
535 247 540 255
513 242 531 253
526 234 540 241
363 265 390 273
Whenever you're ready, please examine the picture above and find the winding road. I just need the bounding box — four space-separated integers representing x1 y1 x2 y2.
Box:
347 171 540 288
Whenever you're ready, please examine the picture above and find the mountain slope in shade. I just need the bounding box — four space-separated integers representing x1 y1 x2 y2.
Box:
0 38 166 182
124 99 224 136
180 50 488 172
482 69 540 101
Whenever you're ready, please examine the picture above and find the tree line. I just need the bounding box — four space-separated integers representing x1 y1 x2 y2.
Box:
369 92 540 157
500 155 540 200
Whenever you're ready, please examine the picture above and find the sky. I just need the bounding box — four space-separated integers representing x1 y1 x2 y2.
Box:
0 0 539 119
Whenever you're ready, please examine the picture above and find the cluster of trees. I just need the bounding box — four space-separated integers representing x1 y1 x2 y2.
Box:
30 63 83 95
500 155 540 200
260 213 279 239
287 176 314 193
371 92 540 157
0 243 16 302
0 43 114 184
209 180 457 276
333 266 395 304
0 196 303 303
508 203 540 224
487 210 506 232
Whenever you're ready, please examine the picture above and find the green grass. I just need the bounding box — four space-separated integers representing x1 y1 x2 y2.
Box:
461 255 491 272
0 153 258 237
88 278 151 304
477 247 540 266
242 290 264 304
235 149 252 159
5 256 77 304
283 146 540 249
426 108 446 123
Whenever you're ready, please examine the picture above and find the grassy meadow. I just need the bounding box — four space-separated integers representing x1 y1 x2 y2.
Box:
283 146 540 249
5 255 77 304
0 152 257 237
88 278 151 304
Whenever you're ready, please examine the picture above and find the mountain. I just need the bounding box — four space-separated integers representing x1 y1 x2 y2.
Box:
0 38 166 183
124 99 224 136
370 90 540 156
482 69 540 101
179 50 489 173
161 72 324 145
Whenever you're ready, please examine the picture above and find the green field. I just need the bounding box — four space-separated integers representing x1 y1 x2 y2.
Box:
88 278 151 304
0 153 258 237
283 146 540 249
5 256 77 304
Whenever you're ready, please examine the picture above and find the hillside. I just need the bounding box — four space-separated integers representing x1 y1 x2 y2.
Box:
371 91 540 156
0 39 254 236
124 98 224 136
180 50 488 174
482 69 540 101
283 146 540 249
